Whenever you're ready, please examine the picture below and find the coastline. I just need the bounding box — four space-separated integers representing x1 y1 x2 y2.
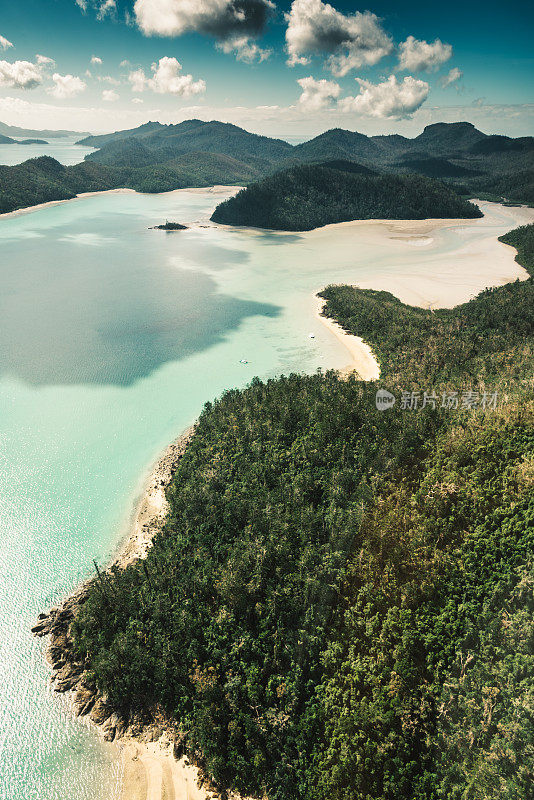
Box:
0 184 242 219
315 297 380 380
28 196 532 799
31 426 218 800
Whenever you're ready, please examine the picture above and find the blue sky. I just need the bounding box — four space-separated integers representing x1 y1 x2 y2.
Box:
0 0 532 137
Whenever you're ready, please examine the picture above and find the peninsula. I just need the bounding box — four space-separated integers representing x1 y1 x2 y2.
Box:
34 223 534 800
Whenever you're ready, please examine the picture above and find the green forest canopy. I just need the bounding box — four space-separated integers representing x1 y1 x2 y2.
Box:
210 165 482 231
73 224 534 799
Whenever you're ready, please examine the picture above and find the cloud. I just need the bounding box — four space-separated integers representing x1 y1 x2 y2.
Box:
440 67 463 88
132 97 144 103
128 67 148 92
0 34 14 50
47 72 87 99
397 36 452 72
217 35 272 62
297 75 340 110
0 59 43 89
36 54 55 65
129 57 206 97
102 89 119 101
76 0 116 19
1 93 533 141
91 55 103 65
97 0 116 19
285 0 392 76
133 0 275 44
340 74 429 119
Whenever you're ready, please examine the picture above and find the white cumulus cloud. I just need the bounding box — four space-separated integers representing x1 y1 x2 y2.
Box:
0 60 43 89
397 36 452 72
102 89 119 101
217 35 271 62
129 57 206 97
0 34 14 50
285 0 392 76
297 75 340 110
133 0 275 53
36 54 55 65
128 67 147 92
440 67 463 88
340 74 429 119
47 72 87 99
91 55 103 65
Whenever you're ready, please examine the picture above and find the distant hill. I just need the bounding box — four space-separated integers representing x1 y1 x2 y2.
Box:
210 164 482 231
315 159 376 175
0 121 88 139
371 133 412 152
411 122 488 155
79 119 534 206
0 134 49 145
0 153 255 215
2 120 533 213
470 135 534 155
397 157 480 179
84 119 293 169
293 128 382 164
76 121 165 148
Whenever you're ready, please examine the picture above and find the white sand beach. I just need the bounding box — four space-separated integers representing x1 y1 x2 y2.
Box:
0 185 242 219
21 193 533 800
315 297 380 380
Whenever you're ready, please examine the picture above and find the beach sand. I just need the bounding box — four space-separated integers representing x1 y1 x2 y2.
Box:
315 297 380 380
306 207 532 310
115 428 195 570
0 185 242 219
118 741 211 800
30 198 533 800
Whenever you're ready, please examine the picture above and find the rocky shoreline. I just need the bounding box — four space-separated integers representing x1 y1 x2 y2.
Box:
31 427 197 750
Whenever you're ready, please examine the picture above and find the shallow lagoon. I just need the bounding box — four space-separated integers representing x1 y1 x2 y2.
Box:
0 190 532 799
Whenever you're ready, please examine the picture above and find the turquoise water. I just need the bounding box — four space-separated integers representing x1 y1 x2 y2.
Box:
0 136 94 166
0 191 532 800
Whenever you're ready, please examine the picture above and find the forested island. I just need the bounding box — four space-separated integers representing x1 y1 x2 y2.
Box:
210 163 482 230
47 225 533 800
1 119 532 215
151 221 188 230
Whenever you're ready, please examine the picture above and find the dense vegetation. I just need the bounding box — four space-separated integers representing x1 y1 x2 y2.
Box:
211 164 482 230
1 120 532 213
0 153 257 214
83 119 292 168
73 224 534 799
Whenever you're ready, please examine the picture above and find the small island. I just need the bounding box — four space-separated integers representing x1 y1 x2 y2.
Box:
150 221 188 231
19 138 49 145
211 162 483 231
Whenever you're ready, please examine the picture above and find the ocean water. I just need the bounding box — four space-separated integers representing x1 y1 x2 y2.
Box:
0 191 532 800
0 136 94 166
